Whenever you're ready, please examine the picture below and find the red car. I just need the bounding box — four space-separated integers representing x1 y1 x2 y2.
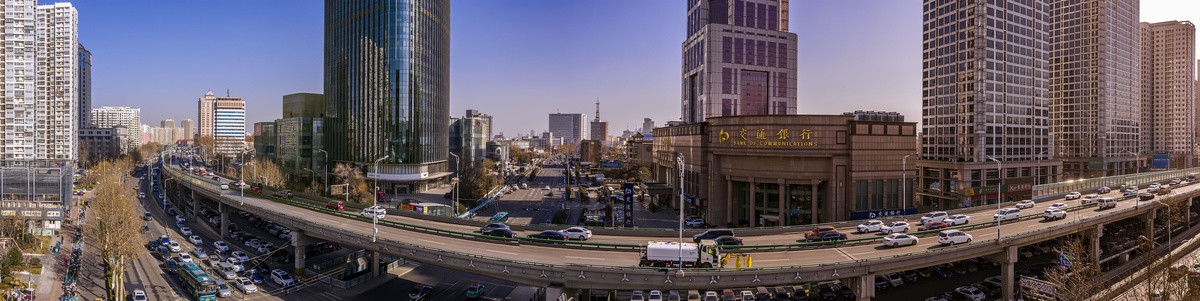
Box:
918 221 949 231
251 187 263 193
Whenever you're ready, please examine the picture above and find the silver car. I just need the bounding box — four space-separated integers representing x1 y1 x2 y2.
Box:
215 280 232 297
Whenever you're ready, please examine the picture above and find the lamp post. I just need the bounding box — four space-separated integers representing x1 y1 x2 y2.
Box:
372 155 389 243
903 152 917 213
987 155 1002 242
239 149 254 206
448 152 461 215
317 149 329 196
675 153 685 273
302 168 316 191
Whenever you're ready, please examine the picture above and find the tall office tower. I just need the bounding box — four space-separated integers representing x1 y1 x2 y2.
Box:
680 0 798 123
78 44 91 128
1141 21 1196 168
1048 0 1142 178
325 0 451 194
197 90 246 156
590 99 608 141
465 109 493 140
549 113 588 144
0 1 79 229
161 119 175 128
916 0 1060 209
642 118 655 135
181 119 195 139
92 106 141 153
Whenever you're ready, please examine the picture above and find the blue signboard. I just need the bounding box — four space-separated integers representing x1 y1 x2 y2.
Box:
601 161 620 168
1152 155 1171 169
849 208 919 220
1058 252 1074 269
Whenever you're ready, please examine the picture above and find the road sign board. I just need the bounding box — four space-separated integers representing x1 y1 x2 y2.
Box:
331 184 349 196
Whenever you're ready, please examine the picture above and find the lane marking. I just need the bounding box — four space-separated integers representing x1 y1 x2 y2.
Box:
416 238 446 245
563 256 603 261
484 250 519 256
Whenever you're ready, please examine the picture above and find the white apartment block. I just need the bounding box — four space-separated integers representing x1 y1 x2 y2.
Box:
0 2 78 161
1050 0 1142 178
681 0 797 123
92 106 140 153
1141 21 1196 160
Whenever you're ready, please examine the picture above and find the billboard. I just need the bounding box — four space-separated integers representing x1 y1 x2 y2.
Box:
1151 155 1171 170
622 183 635 227
330 184 348 196
850 208 918 220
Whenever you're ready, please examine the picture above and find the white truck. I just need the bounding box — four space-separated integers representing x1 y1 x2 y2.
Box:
639 241 722 268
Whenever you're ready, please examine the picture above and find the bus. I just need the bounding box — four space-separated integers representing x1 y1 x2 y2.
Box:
176 262 218 301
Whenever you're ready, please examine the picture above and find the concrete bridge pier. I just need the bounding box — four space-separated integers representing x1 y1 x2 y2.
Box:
219 202 229 239
1187 198 1193 225
291 230 314 277
844 274 875 301
1090 224 1103 262
191 190 199 222
1145 209 1157 239
370 251 381 277
987 245 1019 301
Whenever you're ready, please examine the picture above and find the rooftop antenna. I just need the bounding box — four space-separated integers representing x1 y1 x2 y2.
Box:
226 88 230 97
594 97 601 122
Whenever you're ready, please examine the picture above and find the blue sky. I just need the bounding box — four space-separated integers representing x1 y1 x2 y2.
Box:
73 0 1198 137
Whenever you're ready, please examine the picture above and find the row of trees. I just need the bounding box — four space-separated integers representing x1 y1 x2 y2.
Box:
84 159 142 301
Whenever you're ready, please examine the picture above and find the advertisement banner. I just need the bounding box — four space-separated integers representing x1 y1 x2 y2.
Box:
330 184 348 196
622 182 635 227
1152 155 1171 170
849 208 919 220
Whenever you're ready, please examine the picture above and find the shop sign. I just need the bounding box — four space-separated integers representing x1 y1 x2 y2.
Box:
850 208 918 220
0 210 14 217
717 128 817 147
1020 275 1056 295
21 211 40 217
45 211 61 218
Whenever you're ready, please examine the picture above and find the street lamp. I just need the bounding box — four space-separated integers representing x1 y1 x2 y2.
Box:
987 155 1002 242
302 168 317 191
448 152 461 215
372 155 389 243
903 152 917 213
317 149 329 196
675 153 685 273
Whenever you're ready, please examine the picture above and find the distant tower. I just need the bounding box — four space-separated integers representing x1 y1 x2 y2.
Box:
589 98 608 141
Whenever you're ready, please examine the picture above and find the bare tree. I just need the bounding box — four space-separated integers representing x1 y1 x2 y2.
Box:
333 163 372 204
85 159 142 300
241 158 286 188
194 135 217 165
1139 204 1191 300
1044 233 1099 301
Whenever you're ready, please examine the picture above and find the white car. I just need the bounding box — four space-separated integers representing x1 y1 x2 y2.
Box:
994 208 1021 221
220 184 230 190
955 286 986 301
189 235 203 245
630 291 645 301
648 290 663 301
885 273 905 287
175 215 186 223
1098 197 1117 209
1043 208 1066 221
213 241 229 252
684 217 705 228
945 214 971 226
857 220 885 233
1015 200 1035 209
218 263 237 280
920 211 948 224
1065 192 1082 200
168 242 182 252
192 247 209 259
561 227 592 240
257 242 277 253
938 230 973 245
245 239 261 249
882 233 918 247
881 221 911 234
1150 183 1162 189
230 251 250 262
360 206 387 219
180 227 192 236
271 269 294 286
132 289 147 301
138 192 145 199
178 253 193 263
1081 194 1100 204
234 277 258 294
1049 203 1068 211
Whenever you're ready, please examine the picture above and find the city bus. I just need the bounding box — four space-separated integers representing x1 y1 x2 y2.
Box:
176 262 218 301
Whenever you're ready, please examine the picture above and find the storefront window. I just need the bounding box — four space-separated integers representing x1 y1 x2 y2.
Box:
755 183 779 226
786 184 814 225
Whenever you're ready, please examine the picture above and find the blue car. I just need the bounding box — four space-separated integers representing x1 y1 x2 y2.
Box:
931 265 954 278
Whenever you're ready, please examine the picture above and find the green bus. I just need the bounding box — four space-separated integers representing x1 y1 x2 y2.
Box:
176 262 218 301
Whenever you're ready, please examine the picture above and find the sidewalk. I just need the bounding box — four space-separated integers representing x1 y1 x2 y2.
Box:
37 196 106 301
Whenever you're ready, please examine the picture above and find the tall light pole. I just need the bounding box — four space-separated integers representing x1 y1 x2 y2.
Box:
987 155 1002 241
675 153 685 272
239 149 253 206
903 152 917 213
448 152 461 215
317 149 329 196
372 155 389 243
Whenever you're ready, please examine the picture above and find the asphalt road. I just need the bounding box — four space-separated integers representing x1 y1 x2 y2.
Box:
358 263 518 301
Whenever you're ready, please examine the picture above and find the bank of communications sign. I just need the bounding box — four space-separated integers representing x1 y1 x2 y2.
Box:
717 127 817 147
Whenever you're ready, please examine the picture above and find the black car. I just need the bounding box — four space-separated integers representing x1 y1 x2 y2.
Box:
833 283 856 299
901 270 921 283
144 212 152 221
714 236 743 246
1139 193 1155 201
478 223 509 233
482 228 517 238
814 283 838 301
973 282 1001 297
805 232 847 242
692 229 735 243
528 230 567 240
874 275 890 291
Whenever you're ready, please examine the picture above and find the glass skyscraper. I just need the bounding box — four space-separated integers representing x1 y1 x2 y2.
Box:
324 0 451 193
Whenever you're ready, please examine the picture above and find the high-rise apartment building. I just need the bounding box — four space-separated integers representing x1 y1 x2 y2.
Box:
1048 0 1142 178
197 91 246 156
548 113 587 144
161 119 175 128
92 106 141 152
78 44 91 128
198 92 215 137
1140 21 1196 168
181 119 194 140
680 0 798 123
917 0 1061 209
325 0 451 194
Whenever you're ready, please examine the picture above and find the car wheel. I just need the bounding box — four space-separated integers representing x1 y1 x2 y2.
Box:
967 238 973 243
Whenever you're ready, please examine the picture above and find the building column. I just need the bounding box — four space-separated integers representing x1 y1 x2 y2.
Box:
777 179 786 226
844 274 875 301
1146 209 1157 239
370 251 381 277
1187 198 1193 226
1091 224 1103 263
191 193 199 222
219 203 229 239
726 177 733 226
811 179 819 224
291 230 313 277
748 177 756 227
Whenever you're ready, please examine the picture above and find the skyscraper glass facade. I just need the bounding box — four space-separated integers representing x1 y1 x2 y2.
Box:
325 0 450 190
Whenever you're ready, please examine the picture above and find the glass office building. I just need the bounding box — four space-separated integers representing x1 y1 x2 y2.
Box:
324 0 451 193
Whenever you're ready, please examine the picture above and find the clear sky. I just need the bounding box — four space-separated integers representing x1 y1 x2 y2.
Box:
74 0 1199 137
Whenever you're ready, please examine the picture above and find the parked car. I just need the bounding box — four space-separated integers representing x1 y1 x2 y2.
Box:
938 230 973 245
874 275 891 291
994 208 1021 221
560 227 592 240
465 283 486 299
271 269 294 286
883 233 918 247
1043 208 1067 221
881 221 911 234
945 214 971 226
920 211 948 224
234 277 258 294
1015 200 1035 209
918 221 949 231
857 220 885 233
692 229 735 243
955 286 986 301
1065 192 1082 200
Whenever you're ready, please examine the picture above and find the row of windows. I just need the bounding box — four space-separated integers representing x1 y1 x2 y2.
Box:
721 36 788 68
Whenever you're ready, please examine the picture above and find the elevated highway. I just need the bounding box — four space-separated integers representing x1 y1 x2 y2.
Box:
161 154 1200 300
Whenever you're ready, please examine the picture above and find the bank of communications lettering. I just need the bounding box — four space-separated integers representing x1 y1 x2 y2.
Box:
717 128 816 147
